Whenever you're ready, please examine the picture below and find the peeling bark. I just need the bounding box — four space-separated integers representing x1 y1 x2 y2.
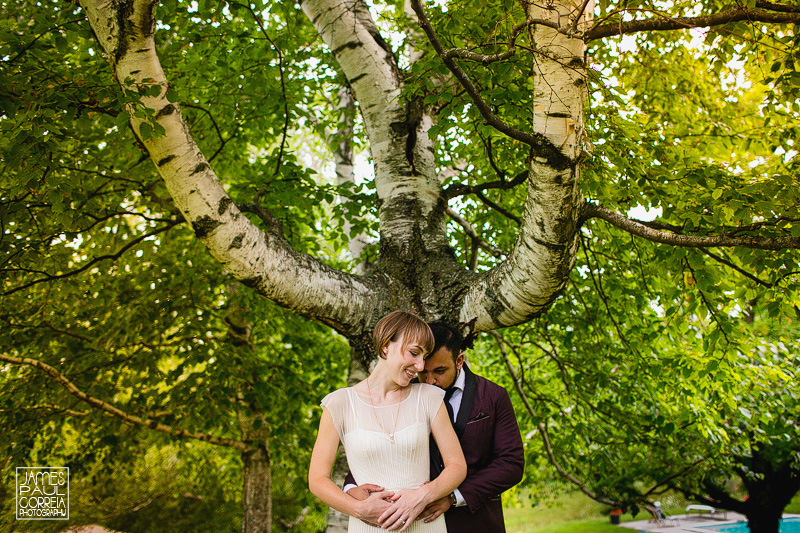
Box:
301 0 447 260
460 1 591 332
79 0 598 343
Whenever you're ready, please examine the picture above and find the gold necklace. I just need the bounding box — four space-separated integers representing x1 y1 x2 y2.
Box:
366 378 402 443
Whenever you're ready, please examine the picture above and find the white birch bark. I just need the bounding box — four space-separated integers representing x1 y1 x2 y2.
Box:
78 0 375 335
80 0 594 337
301 0 447 258
459 1 593 331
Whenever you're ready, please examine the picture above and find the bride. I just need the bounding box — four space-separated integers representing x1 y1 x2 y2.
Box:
309 311 467 532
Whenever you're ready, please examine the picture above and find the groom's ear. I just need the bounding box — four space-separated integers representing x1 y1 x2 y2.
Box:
455 352 465 370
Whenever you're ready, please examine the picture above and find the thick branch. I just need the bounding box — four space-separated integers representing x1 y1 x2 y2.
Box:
583 202 800 250
78 0 376 335
441 47 517 65
302 0 446 256
0 354 252 452
408 0 572 168
587 5 800 41
444 170 529 199
457 0 587 332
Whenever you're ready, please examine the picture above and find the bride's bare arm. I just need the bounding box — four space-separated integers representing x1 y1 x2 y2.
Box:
379 403 467 531
309 408 394 522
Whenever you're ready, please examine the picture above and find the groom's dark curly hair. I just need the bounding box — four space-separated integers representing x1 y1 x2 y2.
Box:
428 321 463 361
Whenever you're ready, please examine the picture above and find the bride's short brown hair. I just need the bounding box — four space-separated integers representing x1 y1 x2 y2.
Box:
373 311 434 359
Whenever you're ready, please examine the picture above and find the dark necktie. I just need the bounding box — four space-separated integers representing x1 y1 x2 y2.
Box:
444 386 457 423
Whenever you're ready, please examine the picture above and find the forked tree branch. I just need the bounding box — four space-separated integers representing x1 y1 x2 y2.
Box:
78 0 378 336
583 203 800 250
587 4 800 41
2 220 181 297
446 207 506 258
0 354 253 452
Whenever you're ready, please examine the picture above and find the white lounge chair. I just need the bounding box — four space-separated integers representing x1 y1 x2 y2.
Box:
686 504 728 519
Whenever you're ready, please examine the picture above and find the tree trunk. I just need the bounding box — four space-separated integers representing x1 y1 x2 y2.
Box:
698 453 800 533
745 511 782 533
741 460 800 533
226 285 273 533
242 445 273 533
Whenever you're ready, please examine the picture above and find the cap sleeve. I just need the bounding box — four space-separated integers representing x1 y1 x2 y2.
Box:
320 388 349 440
418 383 446 426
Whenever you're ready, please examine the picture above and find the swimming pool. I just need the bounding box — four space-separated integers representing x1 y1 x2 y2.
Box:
698 517 800 533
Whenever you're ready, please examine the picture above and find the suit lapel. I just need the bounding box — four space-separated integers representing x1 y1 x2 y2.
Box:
454 364 477 438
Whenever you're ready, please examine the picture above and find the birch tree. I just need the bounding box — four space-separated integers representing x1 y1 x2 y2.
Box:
29 0 792 361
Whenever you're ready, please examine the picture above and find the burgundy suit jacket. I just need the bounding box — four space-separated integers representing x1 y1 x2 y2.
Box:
343 366 524 533
430 365 524 533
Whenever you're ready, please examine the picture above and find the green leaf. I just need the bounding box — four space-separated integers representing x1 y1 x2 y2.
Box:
116 111 130 129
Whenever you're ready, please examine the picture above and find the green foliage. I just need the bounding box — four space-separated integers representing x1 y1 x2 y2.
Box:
0 213 350 530
475 222 800 509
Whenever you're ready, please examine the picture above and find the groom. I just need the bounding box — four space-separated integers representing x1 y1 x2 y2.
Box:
346 321 524 532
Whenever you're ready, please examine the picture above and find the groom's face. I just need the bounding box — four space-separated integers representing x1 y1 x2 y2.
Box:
418 346 463 390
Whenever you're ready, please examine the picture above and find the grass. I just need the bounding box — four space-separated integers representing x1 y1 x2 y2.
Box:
504 491 621 533
504 491 800 533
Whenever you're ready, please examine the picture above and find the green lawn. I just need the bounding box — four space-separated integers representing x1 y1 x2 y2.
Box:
504 491 800 533
504 492 622 533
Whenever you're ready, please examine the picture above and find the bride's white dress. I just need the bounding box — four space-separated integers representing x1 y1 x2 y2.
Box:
321 383 447 533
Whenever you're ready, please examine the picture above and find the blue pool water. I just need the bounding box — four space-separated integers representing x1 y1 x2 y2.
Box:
699 517 800 533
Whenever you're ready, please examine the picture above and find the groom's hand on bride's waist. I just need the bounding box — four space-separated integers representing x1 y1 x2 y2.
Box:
346 483 387 501
347 484 394 528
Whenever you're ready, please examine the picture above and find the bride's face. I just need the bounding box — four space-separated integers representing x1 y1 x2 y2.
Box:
383 335 426 385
